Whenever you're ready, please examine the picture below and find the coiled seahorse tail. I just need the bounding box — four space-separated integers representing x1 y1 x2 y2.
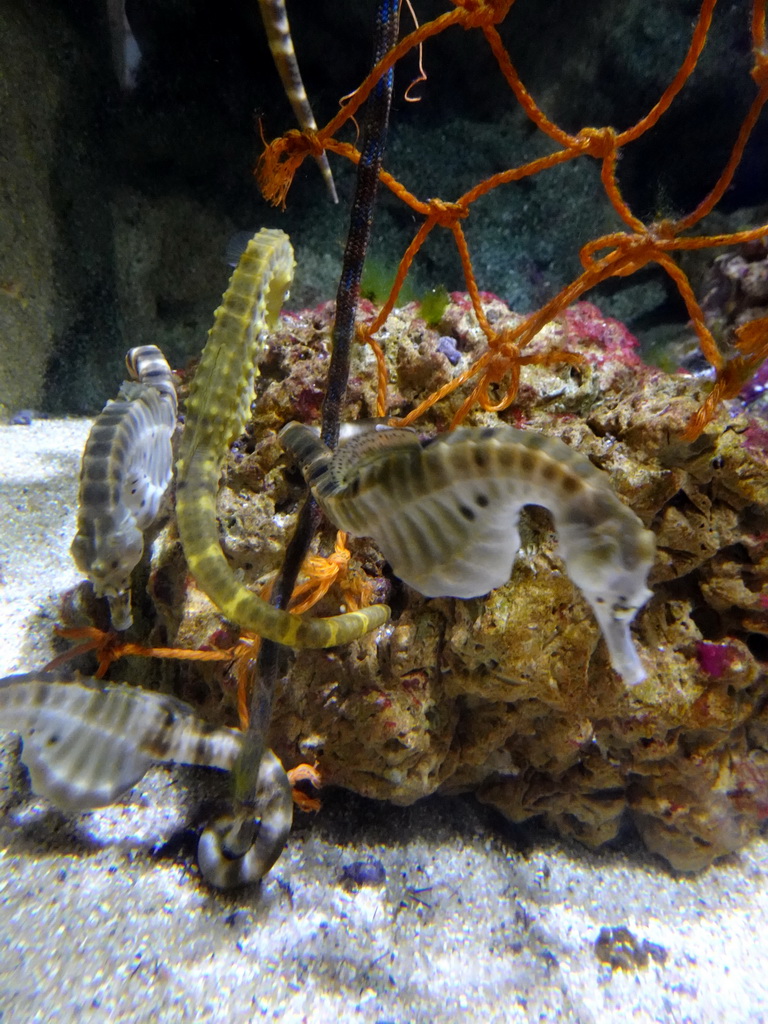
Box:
257 0 338 203
71 345 177 629
197 748 293 888
281 422 655 685
175 228 390 647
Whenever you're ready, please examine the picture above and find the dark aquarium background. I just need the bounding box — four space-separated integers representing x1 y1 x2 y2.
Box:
0 0 766 414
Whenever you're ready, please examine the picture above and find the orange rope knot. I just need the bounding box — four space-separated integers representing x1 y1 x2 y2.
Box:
425 197 469 228
256 130 317 209
573 126 618 160
578 232 628 270
478 349 522 412
610 236 661 278
301 128 327 159
649 218 678 243
579 230 659 276
449 330 524 424
454 0 514 27
45 626 126 678
288 531 352 614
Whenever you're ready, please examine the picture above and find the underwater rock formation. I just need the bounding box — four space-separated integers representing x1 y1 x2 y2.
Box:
701 236 768 344
698 236 768 419
130 295 768 872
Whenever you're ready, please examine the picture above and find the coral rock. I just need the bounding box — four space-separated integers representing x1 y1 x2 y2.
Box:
149 295 768 872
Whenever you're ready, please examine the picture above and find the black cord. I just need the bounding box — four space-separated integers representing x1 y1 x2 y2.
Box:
246 0 400 773
322 0 400 448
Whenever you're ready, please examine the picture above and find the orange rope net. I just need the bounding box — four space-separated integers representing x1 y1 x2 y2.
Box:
257 0 768 440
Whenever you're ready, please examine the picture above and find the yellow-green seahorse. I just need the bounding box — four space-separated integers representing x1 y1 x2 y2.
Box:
175 227 390 647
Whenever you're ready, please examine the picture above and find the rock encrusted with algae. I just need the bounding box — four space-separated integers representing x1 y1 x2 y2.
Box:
699 236 768 418
137 295 768 872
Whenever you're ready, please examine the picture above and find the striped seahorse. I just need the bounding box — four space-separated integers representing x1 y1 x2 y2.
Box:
257 0 338 202
280 422 656 685
0 672 293 887
71 345 178 630
175 227 390 647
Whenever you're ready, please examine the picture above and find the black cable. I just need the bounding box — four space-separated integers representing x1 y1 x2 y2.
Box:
246 0 400 773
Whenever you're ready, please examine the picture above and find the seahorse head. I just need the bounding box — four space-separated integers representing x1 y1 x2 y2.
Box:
563 519 656 685
70 514 144 629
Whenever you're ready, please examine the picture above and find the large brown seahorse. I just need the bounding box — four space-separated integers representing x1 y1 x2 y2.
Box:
280 421 656 686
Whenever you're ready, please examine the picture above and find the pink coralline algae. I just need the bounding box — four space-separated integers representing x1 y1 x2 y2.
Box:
696 641 739 679
449 290 502 308
562 302 643 366
744 420 768 451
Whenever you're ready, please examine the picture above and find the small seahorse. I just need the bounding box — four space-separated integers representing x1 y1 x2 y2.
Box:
0 672 293 887
280 422 656 685
257 0 338 202
175 227 390 647
71 345 178 630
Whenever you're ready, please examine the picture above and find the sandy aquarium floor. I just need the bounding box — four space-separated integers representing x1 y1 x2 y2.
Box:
1 417 767 1024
